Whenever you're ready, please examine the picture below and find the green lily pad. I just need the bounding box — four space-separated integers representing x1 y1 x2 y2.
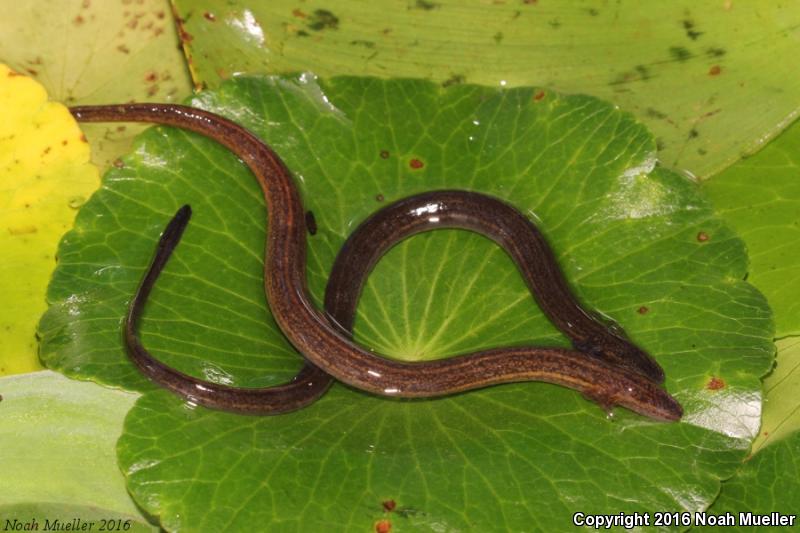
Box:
40 75 773 530
700 430 800 532
0 371 144 519
703 119 800 339
0 0 192 170
173 0 800 179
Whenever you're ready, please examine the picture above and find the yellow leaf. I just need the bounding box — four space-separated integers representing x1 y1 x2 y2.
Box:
0 64 99 375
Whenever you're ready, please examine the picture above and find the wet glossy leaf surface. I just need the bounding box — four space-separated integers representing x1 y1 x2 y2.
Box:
173 0 800 179
40 76 773 530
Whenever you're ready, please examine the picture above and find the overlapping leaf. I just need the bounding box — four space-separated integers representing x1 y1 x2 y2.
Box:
0 0 192 169
0 371 143 519
701 430 800 532
40 75 773 530
0 64 98 375
704 120 800 339
173 0 800 179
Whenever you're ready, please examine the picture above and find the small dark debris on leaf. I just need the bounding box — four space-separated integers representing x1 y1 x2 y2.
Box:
645 108 667 119
351 40 376 49
442 74 465 88
305 211 317 236
669 46 693 62
682 19 703 40
308 9 339 31
414 0 440 10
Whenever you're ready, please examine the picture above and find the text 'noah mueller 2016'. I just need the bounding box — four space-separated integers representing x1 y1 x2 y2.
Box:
4 517 134 531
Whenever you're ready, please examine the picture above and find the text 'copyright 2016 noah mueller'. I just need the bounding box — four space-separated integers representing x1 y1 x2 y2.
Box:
572 511 797 529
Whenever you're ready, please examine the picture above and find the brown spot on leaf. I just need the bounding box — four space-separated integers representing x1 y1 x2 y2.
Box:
375 520 392 533
113 159 124 168
145 71 158 82
375 194 385 202
73 15 85 25
709 65 721 76
637 306 649 315
382 500 397 512
292 8 307 18
379 150 390 159
204 11 216 21
707 376 725 390
409 158 424 169
533 90 546 102
80 134 88 143
117 44 130 54
696 231 709 242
